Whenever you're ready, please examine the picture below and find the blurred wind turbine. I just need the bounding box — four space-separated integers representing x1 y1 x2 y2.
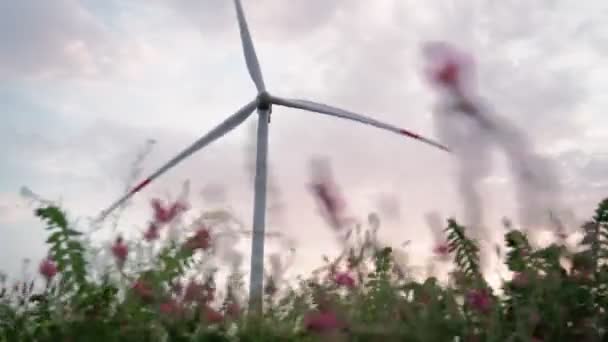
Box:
95 0 450 313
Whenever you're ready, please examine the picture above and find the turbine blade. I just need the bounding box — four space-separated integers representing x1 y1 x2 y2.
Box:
233 0 266 92
96 100 257 222
270 96 450 152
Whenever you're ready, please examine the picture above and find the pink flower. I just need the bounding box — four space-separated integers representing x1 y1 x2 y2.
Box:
151 199 188 224
334 272 355 289
111 236 129 267
159 299 182 317
422 41 475 93
433 242 450 260
202 305 224 324
132 279 154 301
466 288 492 313
184 227 211 251
304 310 345 333
143 223 160 241
152 200 169 222
39 258 58 281
183 279 204 303
225 302 241 319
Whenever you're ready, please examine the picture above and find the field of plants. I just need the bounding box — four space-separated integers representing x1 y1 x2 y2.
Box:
0 190 607 341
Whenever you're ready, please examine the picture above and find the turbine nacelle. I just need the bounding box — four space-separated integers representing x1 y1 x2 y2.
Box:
256 91 272 112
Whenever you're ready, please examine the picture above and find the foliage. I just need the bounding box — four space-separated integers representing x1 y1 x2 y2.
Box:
36 206 88 291
2 198 608 341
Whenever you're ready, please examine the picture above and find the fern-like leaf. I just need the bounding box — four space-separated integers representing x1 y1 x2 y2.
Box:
445 219 482 284
580 198 608 273
35 206 88 292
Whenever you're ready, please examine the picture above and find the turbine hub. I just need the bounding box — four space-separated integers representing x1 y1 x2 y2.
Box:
256 91 272 111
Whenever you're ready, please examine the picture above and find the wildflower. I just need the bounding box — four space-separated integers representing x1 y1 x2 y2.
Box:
183 279 203 302
422 40 474 92
303 310 345 333
225 302 241 319
151 198 188 224
201 305 224 324
111 236 129 268
184 227 211 251
433 242 450 261
151 199 170 223
132 279 154 301
436 60 459 86
39 257 58 281
334 272 355 289
143 222 160 241
466 288 492 313
159 299 182 318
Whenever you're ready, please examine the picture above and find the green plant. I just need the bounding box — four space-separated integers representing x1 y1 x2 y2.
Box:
2 197 608 341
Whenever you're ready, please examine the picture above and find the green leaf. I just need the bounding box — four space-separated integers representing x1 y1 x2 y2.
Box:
65 228 83 236
46 232 64 244
35 206 68 229
66 241 84 252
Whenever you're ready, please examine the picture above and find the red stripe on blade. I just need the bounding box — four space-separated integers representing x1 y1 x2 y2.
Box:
130 178 152 195
398 129 421 139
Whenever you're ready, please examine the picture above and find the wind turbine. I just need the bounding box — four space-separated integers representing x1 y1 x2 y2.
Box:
96 0 450 313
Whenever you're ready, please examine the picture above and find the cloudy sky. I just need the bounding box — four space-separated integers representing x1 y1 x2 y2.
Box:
1 0 608 281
